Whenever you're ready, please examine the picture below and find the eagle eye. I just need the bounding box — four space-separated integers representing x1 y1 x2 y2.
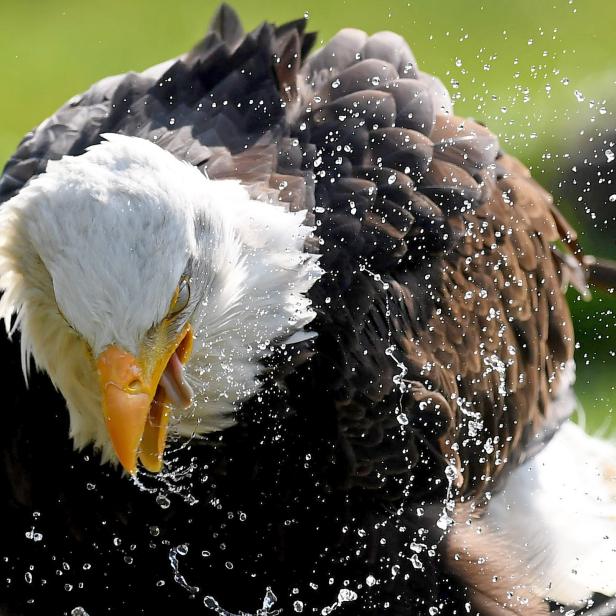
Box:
168 277 191 318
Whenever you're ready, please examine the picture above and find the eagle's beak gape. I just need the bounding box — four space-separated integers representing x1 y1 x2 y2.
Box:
96 324 193 474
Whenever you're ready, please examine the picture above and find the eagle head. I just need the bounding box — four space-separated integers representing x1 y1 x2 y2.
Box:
0 134 320 474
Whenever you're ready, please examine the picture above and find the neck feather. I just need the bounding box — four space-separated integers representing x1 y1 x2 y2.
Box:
177 179 321 435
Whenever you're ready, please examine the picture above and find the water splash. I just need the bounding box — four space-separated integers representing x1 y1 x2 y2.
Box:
483 354 508 397
169 545 200 595
203 596 239 615
129 435 202 507
319 588 358 615
358 263 455 570
203 588 281 616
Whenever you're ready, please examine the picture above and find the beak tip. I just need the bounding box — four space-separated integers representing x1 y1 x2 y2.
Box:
139 453 164 474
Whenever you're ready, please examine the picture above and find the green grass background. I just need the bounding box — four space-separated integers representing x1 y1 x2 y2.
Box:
1 0 615 429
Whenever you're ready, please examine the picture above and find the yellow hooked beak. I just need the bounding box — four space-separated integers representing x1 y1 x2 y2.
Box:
95 324 193 474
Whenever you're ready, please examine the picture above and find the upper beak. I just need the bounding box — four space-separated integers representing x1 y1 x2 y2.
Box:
96 324 193 474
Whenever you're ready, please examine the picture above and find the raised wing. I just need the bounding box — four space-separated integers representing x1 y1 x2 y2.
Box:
0 5 314 212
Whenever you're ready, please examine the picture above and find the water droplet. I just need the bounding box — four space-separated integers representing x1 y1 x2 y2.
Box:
331 79 341 89
574 90 585 102
25 529 43 542
437 512 452 530
445 465 458 483
366 574 376 587
397 413 409 426
371 75 381 86
411 554 423 569
204 596 220 609
176 544 189 556
263 587 277 610
338 588 358 603
388 174 396 185
156 494 171 509
71 609 90 616
402 61 414 75
606 149 615 163
609 194 616 203
294 600 304 612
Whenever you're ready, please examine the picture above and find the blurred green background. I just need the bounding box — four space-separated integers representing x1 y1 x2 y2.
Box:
1 0 615 429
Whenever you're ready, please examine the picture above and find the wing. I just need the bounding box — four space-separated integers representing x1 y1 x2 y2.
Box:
0 5 315 212
286 27 583 501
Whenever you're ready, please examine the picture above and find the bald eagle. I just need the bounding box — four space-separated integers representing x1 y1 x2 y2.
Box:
1 6 615 616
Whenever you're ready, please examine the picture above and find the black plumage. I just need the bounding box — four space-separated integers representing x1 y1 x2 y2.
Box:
1 6 615 616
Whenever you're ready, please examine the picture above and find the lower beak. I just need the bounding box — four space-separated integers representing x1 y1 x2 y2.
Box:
96 324 193 474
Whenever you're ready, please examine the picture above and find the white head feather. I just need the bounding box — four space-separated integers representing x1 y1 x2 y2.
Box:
0 134 321 462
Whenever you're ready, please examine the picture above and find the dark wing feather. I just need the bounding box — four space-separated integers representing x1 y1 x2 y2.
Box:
0 5 314 211
0 72 126 203
289 34 578 502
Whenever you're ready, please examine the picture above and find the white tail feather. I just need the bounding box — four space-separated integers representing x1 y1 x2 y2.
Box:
484 421 616 605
